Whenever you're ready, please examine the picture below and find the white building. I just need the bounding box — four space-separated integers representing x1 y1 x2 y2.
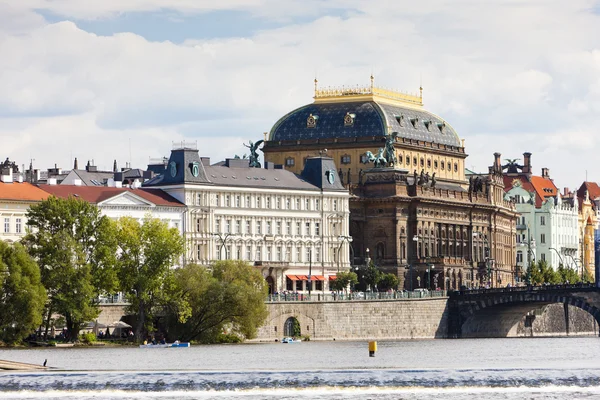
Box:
505 181 579 273
0 178 49 243
144 147 350 294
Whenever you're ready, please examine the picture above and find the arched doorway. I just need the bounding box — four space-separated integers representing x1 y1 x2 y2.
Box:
283 317 300 337
265 276 275 294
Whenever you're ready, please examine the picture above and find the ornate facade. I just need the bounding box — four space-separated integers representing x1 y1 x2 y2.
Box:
263 78 518 290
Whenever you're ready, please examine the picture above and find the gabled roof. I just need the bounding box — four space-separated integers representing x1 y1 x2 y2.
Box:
61 170 115 186
503 175 557 207
38 185 184 207
0 182 50 202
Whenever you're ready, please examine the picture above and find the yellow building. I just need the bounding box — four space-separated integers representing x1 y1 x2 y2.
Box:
263 77 466 189
0 180 49 242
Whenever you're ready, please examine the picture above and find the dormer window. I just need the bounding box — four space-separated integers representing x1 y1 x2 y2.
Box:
410 117 419 128
395 115 405 127
307 114 318 128
437 122 446 133
360 153 369 164
344 112 355 127
285 157 295 167
424 120 432 131
341 154 351 164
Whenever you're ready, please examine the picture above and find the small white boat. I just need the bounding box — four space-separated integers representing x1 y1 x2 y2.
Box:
281 337 301 343
139 342 190 348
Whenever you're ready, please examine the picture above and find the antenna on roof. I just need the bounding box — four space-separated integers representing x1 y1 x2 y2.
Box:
129 138 132 169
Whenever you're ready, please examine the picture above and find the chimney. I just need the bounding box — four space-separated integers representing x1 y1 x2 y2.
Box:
493 152 501 172
541 168 550 179
113 160 118 173
74 157 78 170
48 178 57 186
0 167 13 183
522 152 532 174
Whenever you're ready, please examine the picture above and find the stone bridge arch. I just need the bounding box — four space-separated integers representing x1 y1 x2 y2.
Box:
449 286 600 338
261 306 317 340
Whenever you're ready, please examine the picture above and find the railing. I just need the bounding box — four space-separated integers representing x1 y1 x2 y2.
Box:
266 290 447 302
451 283 597 296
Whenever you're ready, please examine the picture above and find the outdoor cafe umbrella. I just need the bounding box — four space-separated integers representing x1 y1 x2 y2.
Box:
110 321 132 337
84 321 107 335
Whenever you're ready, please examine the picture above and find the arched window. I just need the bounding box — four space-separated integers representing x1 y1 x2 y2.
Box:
376 242 385 261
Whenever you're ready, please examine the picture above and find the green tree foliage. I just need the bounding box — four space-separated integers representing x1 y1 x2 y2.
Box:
538 260 560 284
329 271 358 294
527 261 542 285
115 216 184 340
557 264 581 284
23 196 118 340
0 242 46 344
583 267 594 283
166 260 268 343
362 261 381 291
378 273 399 292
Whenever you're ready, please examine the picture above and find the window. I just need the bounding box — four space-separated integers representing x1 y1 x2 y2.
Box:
197 193 202 206
427 159 431 168
434 160 438 169
297 246 302 262
286 198 291 209
541 253 546 262
296 199 300 210
197 244 202 260
454 163 458 172
267 246 272 261
441 162 445 170
277 246 282 261
235 196 241 207
246 220 251 234
226 195 231 207
215 194 220 206
236 220 241 233
276 221 282 235
540 216 546 226
236 247 241 260
15 218 21 234
516 251 523 263
276 197 281 209
413 157 417 166
266 221 272 234
196 218 202 232
540 233 546 244
246 247 251 260
316 247 321 262
420 158 424 167
360 154 369 164
333 200 338 211
315 199 320 210
286 222 291 235
246 196 251 207
305 222 311 236
256 196 261 208
305 199 310 210
215 219 221 233
406 156 410 166
296 222 301 235
285 157 295 167
398 155 403 164
257 221 262 235
225 219 231 233
306 248 312 262
315 222 320 236
266 197 271 209
341 155 351 164
256 247 262 261
447 162 451 171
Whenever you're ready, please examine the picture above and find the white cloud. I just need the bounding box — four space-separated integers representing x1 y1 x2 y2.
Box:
1 1 600 189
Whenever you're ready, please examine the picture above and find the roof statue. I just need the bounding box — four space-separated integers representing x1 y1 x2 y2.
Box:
243 140 264 168
384 132 399 167
502 158 522 174
363 149 387 168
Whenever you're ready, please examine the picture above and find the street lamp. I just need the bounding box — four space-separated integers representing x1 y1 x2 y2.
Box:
308 248 312 297
549 247 564 270
427 263 435 290
212 232 233 260
337 235 353 272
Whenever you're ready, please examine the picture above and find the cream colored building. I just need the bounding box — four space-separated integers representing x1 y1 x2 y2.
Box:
0 178 49 242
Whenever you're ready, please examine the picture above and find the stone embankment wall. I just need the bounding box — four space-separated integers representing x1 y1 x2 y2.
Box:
516 304 599 337
97 304 129 326
255 298 450 341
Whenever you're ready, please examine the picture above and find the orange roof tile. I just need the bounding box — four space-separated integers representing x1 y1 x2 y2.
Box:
0 181 50 202
37 185 184 207
503 175 557 207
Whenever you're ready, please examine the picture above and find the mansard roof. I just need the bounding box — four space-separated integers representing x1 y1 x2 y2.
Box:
503 175 557 208
38 185 184 207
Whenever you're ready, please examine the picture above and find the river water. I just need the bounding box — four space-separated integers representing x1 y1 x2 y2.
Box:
0 337 599 399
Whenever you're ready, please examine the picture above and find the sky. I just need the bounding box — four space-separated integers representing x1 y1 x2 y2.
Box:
1 0 600 190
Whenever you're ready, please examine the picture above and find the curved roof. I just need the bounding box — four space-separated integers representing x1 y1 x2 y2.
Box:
270 100 461 147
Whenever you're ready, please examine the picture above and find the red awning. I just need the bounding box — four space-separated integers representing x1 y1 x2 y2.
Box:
311 275 325 281
328 275 337 280
286 275 298 281
296 275 308 281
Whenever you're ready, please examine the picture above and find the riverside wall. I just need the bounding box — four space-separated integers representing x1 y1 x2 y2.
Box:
254 298 450 341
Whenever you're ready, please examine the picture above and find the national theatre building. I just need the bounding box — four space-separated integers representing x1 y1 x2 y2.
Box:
263 77 518 290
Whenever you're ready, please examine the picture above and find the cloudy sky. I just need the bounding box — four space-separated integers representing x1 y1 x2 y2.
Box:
2 0 600 189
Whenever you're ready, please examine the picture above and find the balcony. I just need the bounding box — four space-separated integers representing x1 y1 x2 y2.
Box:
516 224 527 231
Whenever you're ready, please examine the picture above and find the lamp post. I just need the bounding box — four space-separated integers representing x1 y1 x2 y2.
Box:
337 235 353 272
212 232 232 260
549 247 564 270
307 248 312 297
427 263 435 290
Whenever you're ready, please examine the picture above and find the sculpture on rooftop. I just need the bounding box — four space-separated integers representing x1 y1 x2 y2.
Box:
384 132 399 167
243 140 264 168
363 149 387 168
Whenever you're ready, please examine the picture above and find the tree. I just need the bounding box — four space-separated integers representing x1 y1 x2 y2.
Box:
115 216 184 340
538 260 560 284
362 261 381 291
527 261 542 285
557 264 581 284
329 271 358 295
583 267 594 284
378 273 399 292
23 196 118 341
166 260 268 343
0 242 46 344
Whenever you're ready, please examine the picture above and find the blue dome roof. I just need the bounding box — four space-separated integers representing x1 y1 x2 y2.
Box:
270 100 461 147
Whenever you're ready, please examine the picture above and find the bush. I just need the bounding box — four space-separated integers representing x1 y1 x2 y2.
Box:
215 333 242 343
80 333 96 344
300 334 311 342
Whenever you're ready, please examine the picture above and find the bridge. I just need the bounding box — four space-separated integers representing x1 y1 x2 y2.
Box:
448 284 600 338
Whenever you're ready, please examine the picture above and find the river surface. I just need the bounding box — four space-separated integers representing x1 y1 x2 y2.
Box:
0 337 599 399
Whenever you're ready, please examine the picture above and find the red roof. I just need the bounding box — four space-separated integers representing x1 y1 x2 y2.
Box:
37 185 184 207
503 175 557 207
0 181 50 202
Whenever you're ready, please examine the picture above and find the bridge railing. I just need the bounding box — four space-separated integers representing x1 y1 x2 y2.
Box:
266 290 447 302
451 283 596 297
